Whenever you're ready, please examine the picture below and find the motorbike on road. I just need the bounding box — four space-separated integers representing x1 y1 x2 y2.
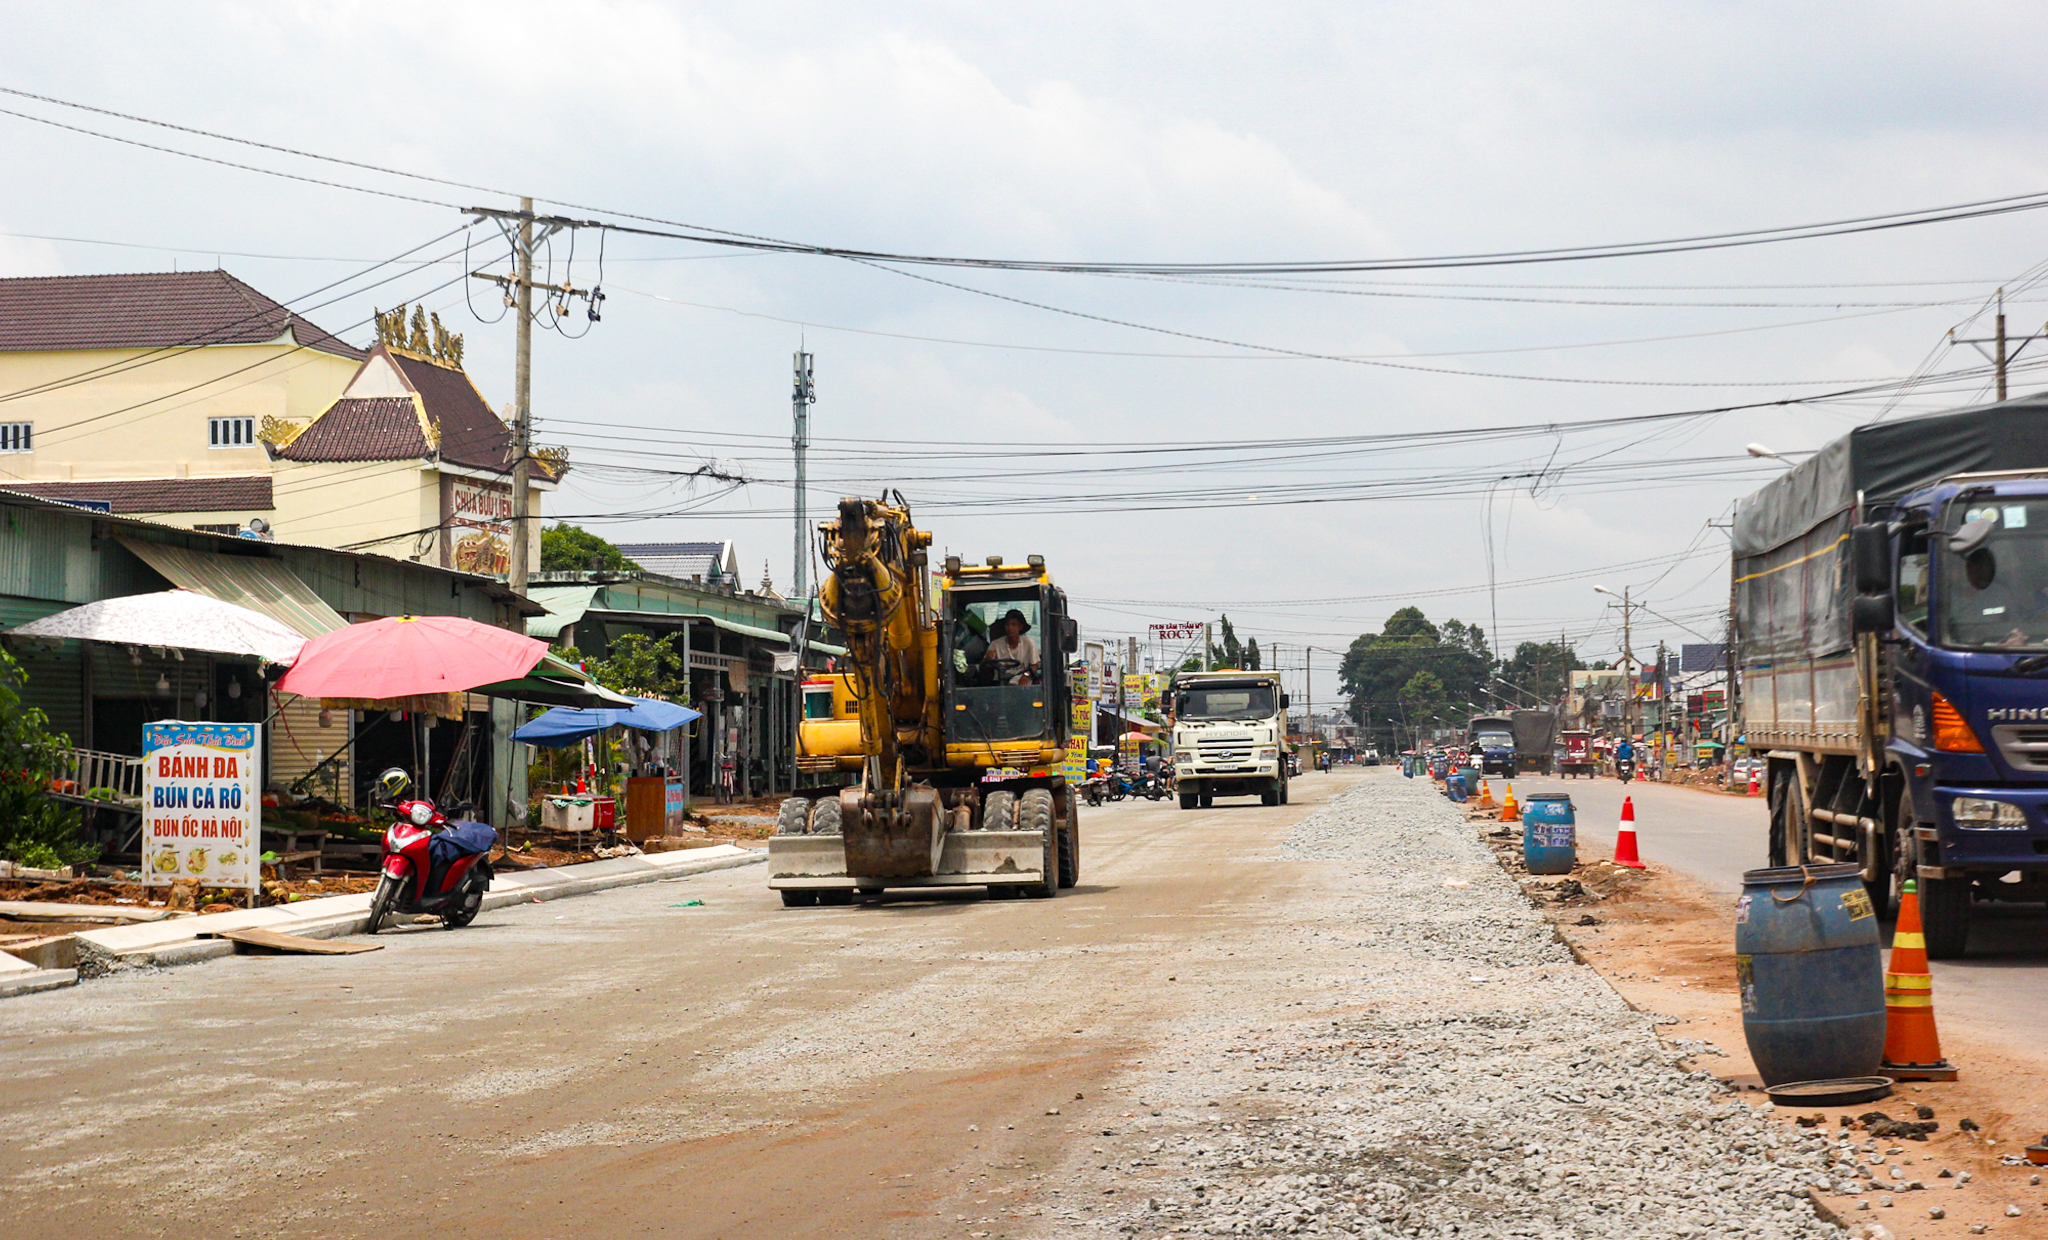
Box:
365 768 498 933
1616 756 1636 784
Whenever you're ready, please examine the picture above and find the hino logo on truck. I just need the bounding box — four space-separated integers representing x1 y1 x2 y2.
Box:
1984 708 2047 722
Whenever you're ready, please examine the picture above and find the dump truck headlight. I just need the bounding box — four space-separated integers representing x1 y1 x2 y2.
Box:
1951 796 2027 828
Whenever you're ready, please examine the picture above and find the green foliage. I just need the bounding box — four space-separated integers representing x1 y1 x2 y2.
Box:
541 523 642 573
1243 637 1261 671
574 633 686 699
1339 607 1493 751
0 647 95 868
1498 640 1585 704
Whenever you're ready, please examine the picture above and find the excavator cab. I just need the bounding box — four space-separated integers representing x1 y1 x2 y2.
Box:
942 576 1075 749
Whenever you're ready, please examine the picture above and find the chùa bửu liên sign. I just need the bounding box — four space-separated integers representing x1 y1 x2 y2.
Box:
142 721 262 891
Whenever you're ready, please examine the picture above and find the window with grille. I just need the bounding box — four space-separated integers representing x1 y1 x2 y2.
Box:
208 416 256 448
0 422 29 453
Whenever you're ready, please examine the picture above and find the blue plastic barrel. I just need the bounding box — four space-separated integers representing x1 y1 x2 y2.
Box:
1735 864 1885 1086
1447 773 1466 801
1522 793 1576 875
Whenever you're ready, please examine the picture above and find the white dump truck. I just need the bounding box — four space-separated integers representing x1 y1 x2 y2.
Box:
1169 670 1290 808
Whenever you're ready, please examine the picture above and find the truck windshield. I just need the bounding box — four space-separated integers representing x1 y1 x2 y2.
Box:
1476 730 1512 747
1942 500 2048 649
1177 683 1276 721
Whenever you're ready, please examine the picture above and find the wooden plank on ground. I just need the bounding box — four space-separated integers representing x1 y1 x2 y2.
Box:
0 901 171 923
201 927 382 955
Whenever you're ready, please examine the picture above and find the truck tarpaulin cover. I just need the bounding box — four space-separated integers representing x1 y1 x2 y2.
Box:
1733 393 2048 662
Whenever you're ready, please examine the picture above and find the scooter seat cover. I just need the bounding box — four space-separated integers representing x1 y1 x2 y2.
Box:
430 820 499 861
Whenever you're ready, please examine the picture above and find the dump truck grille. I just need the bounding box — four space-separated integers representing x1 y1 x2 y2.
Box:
1992 724 2048 772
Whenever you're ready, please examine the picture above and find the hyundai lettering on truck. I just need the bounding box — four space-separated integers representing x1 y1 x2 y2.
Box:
1733 392 2048 957
1170 671 1290 808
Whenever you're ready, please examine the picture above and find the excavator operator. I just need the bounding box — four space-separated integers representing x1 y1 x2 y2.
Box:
982 609 1040 685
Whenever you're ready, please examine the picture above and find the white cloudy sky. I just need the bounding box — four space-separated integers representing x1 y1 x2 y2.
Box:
4 2 2047 700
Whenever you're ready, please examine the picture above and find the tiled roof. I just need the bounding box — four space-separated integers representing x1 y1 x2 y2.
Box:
275 397 430 462
387 351 514 472
0 271 364 359
0 474 273 514
616 541 737 580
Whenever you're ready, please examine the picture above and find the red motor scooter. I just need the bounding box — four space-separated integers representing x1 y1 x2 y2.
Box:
365 768 497 933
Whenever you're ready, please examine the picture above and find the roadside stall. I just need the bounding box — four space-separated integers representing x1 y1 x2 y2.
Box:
513 697 701 842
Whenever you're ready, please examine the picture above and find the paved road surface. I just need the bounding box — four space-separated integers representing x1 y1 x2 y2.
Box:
1489 771 2048 1059
0 772 1368 1239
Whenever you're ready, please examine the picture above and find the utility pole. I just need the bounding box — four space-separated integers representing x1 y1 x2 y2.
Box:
1203 621 1213 671
1998 289 2009 403
1622 586 1636 739
509 197 534 597
792 349 815 597
465 201 602 594
1948 288 2047 405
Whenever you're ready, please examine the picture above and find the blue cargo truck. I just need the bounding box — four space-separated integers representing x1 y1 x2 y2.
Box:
1734 393 2048 957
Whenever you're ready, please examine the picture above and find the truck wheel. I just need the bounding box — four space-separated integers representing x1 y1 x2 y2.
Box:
1766 769 1798 867
780 890 818 907
1199 793 1212 807
1178 789 1198 810
1260 784 1280 807
1020 788 1058 898
1279 777 1290 805
1920 877 1972 959
775 797 811 835
808 795 842 836
982 790 1016 832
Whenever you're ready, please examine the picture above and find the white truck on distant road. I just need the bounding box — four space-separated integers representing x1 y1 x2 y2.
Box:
1170 670 1291 809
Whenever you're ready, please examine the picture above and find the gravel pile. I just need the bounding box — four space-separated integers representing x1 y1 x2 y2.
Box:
1030 773 1841 1239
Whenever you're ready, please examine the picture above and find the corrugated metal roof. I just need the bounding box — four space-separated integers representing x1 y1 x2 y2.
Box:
526 585 599 641
116 536 347 638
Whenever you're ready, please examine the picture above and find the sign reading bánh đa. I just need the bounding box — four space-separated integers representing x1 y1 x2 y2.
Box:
142 722 261 891
444 476 512 574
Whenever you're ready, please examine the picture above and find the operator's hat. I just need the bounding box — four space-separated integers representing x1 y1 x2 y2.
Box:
1000 608 1032 632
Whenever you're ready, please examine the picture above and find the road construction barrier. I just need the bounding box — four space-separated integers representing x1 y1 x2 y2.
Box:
1879 879 1959 1081
1522 793 1576 875
1612 795 1645 869
1734 862 1886 1086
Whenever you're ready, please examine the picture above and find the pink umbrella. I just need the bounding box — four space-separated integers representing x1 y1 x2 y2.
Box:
276 615 546 700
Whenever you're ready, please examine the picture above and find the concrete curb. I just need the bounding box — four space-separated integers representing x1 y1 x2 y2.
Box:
0 967 80 998
66 845 765 982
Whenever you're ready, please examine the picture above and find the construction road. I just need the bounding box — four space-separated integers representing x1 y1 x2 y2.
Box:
1505 772 2048 1067
0 771 1370 1240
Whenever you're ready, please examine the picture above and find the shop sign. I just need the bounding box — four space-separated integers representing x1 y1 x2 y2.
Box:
445 476 513 573
142 722 261 891
1149 622 1203 642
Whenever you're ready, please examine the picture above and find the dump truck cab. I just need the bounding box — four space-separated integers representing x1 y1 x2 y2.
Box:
1851 473 2048 950
1169 669 1290 808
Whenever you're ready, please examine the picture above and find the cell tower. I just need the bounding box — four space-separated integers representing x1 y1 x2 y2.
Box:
792 350 816 598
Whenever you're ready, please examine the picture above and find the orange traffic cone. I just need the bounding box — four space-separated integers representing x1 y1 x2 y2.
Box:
1499 784 1520 822
1478 779 1496 810
1747 768 1761 796
1880 880 1958 1081
1612 795 1645 868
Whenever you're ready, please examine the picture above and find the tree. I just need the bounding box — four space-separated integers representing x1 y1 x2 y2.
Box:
0 648 93 868
1217 615 1243 668
576 633 686 699
1243 637 1261 670
541 523 641 573
1339 607 1495 753
1499 640 1585 704
1397 669 1448 727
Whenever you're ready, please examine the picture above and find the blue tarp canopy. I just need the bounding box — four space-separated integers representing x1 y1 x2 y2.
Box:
513 697 702 748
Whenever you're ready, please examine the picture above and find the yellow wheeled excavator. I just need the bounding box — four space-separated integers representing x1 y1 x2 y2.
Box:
770 494 1080 905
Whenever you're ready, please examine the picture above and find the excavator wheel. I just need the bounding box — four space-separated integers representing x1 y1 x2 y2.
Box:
1020 788 1058 899
981 790 1017 832
808 795 842 836
775 797 811 835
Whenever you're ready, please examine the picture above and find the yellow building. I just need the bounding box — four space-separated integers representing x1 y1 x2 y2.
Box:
0 270 364 529
0 271 556 564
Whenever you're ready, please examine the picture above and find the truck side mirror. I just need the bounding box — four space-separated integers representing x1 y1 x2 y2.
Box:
1280 694 1291 709
1060 616 1079 654
1852 592 1894 635
1851 522 1891 595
